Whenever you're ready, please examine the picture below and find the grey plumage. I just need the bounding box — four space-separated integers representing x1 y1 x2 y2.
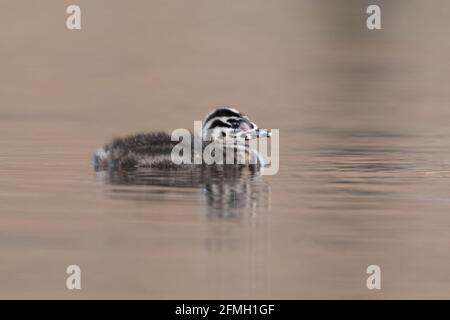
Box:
94 132 184 170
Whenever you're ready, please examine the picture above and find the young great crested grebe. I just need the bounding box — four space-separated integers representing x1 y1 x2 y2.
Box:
93 106 271 170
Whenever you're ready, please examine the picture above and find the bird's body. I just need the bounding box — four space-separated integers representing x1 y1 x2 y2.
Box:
93 107 270 170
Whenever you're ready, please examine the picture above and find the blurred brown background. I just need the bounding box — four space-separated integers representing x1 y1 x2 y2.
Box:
1 0 450 299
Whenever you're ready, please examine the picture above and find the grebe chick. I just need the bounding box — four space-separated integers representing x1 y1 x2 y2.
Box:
93 106 271 170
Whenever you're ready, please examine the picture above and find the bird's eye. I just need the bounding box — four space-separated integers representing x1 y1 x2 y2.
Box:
228 119 240 129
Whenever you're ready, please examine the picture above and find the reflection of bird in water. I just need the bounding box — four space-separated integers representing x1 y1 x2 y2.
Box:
93 106 271 170
200 166 270 218
95 165 271 219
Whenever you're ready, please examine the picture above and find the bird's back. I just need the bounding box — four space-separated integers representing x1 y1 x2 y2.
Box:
94 132 181 170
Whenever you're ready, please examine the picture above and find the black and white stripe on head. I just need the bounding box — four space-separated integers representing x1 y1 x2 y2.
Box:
203 106 242 126
208 119 232 129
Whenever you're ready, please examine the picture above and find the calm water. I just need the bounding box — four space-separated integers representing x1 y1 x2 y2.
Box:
1 1 450 298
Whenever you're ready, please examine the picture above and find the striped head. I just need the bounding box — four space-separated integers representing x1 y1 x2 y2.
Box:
202 107 262 142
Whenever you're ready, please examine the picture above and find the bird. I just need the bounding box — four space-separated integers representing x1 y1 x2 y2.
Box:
93 106 271 171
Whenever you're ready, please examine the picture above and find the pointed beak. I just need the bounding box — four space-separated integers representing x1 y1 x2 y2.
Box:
243 128 272 140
